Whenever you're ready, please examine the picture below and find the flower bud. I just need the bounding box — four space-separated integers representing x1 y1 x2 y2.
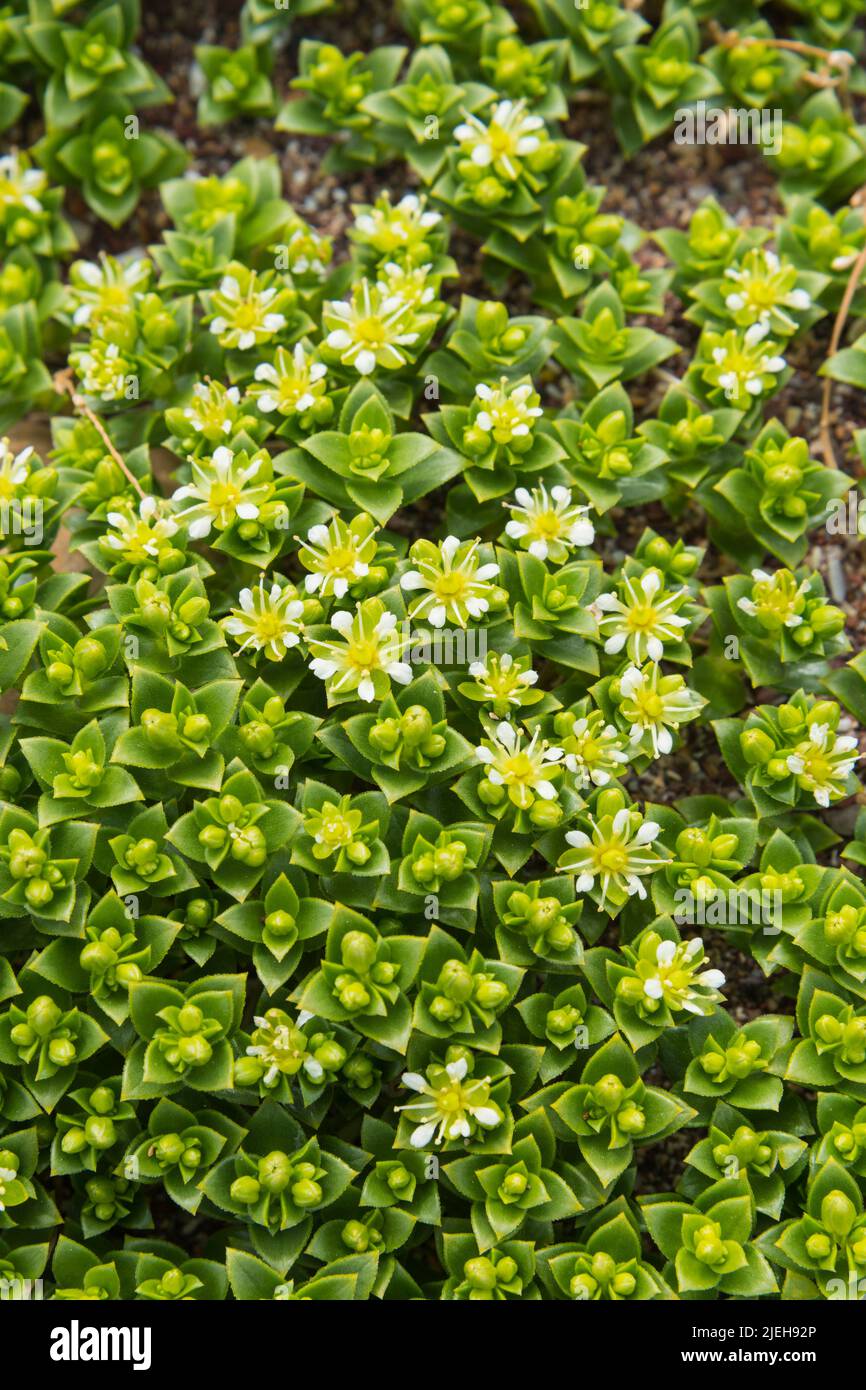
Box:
387 1164 412 1192
181 900 209 935
61 1127 87 1154
291 1177 323 1207
339 981 371 1012
400 705 433 744
84 1116 116 1150
740 728 774 764
142 709 179 747
314 1040 346 1071
89 1086 115 1115
183 714 211 743
528 799 562 828
233 1056 264 1087
439 959 474 1004
155 1133 186 1165
177 1003 204 1034
502 1171 528 1197
73 637 108 678
258 1151 292 1193
432 844 466 880
264 909 295 939
464 1256 497 1291
48 1037 76 1067
570 1273 597 1299
593 1073 625 1113
178 597 208 627
177 1034 212 1067
28 996 62 1037
821 1189 857 1238
341 930 377 973
369 718 400 753
617 1104 646 1135
230 1175 261 1204
805 1232 832 1261
80 940 117 974
475 978 508 1010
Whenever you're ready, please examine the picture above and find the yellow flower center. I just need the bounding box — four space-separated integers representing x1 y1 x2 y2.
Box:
209 480 242 516
348 638 382 670
254 612 289 642
437 1086 463 1113
354 317 386 347
626 603 659 632
502 752 536 783
530 510 563 539
800 749 832 783
632 690 665 721
488 125 517 158
435 571 470 600
232 302 261 330
325 545 357 573
598 845 628 873
742 277 777 307
100 285 132 310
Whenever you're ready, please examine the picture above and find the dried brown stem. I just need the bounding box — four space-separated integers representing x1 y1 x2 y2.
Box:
819 237 866 470
709 25 854 100
52 367 146 499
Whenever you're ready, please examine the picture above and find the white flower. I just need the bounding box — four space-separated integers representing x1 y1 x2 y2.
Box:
736 567 810 630
454 100 545 182
785 721 860 808
475 720 563 806
102 496 179 565
722 248 812 330
472 378 543 446
465 651 539 714
171 446 271 539
251 343 328 417
559 711 630 788
505 481 595 562
0 1164 19 1212
352 190 442 263
222 577 305 661
595 569 691 664
395 1056 503 1147
561 806 664 906
209 272 287 350
323 278 427 376
0 153 47 213
67 252 151 328
297 514 377 599
400 535 500 629
181 381 243 440
375 260 437 310
617 662 706 758
638 936 726 1016
0 439 34 496
308 598 411 703
72 339 129 401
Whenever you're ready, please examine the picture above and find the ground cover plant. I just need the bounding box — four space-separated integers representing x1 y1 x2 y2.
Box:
0 0 866 1303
